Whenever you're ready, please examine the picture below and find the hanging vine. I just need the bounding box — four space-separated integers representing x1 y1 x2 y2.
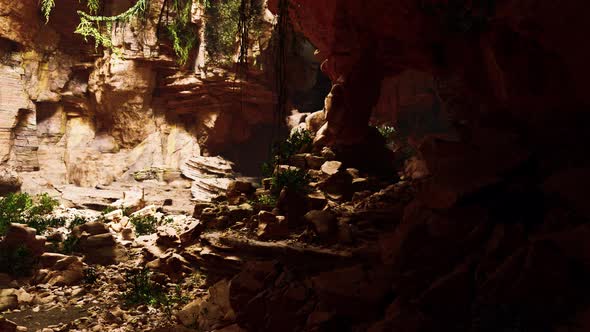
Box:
273 0 289 137
161 0 200 65
40 0 205 65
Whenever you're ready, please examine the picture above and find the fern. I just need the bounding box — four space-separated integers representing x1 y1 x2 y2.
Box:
86 0 101 14
74 0 148 54
41 0 56 23
165 0 199 65
40 0 202 64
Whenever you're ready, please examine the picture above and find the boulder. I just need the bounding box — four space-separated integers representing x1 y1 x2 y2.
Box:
227 181 255 198
102 209 124 223
179 220 205 245
0 317 17 332
305 110 326 134
177 279 235 330
130 205 159 218
318 171 354 201
43 256 84 286
289 154 308 169
311 265 390 320
257 212 289 240
1 223 45 257
39 252 69 268
306 191 327 210
147 252 193 281
320 161 342 176
305 155 326 170
156 226 180 247
0 291 18 311
77 232 127 265
304 210 337 239
0 167 22 195
72 222 109 237
227 204 254 223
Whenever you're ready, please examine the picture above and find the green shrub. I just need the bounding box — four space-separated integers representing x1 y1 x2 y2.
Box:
262 129 313 177
255 194 277 207
83 266 98 284
0 245 37 277
376 125 396 144
26 215 66 234
28 193 59 216
271 168 310 196
123 268 166 306
61 234 79 254
129 215 159 236
0 193 33 234
0 193 60 235
69 216 89 230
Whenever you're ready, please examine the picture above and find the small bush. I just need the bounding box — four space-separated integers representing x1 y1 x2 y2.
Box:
27 193 59 216
376 125 396 144
274 129 313 163
0 193 60 235
69 216 89 229
27 215 66 234
123 268 166 306
0 245 37 277
61 234 79 254
254 194 277 207
262 129 314 177
271 168 310 196
129 215 159 236
83 266 98 284
0 193 33 234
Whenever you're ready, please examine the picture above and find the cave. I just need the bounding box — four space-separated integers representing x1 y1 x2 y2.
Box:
0 0 589 331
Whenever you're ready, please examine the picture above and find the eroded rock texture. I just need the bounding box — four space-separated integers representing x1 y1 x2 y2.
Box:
0 0 286 195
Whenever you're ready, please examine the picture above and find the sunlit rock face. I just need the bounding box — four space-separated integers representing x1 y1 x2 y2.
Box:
0 0 317 192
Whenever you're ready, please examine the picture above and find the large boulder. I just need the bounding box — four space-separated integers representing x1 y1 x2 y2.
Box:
0 167 22 195
0 223 45 257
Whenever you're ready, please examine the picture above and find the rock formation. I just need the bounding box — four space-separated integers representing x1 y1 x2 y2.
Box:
1 0 590 332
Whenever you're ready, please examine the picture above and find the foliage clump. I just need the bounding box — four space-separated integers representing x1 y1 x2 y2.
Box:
0 193 60 235
262 128 313 177
0 245 37 277
271 168 310 196
122 268 188 314
41 0 201 64
376 125 396 145
129 215 162 235
205 0 265 65
84 266 98 284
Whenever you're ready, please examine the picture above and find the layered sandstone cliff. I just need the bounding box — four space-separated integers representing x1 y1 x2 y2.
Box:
0 0 281 200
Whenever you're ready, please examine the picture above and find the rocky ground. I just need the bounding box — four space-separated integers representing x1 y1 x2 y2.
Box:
1 135 590 332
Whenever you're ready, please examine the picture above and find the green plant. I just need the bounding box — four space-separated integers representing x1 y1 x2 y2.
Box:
123 268 166 306
262 129 313 177
69 216 89 229
205 0 265 65
61 234 80 254
0 193 60 235
376 125 396 143
0 245 37 277
271 168 310 196
0 193 33 234
252 194 277 207
26 215 66 234
164 0 200 66
41 0 203 64
161 284 190 320
83 266 98 284
129 215 159 235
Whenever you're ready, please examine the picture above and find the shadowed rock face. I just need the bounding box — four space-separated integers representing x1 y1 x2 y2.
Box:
269 0 590 159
